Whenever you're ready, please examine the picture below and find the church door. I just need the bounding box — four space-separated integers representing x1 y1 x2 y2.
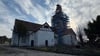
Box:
31 40 34 47
45 40 48 47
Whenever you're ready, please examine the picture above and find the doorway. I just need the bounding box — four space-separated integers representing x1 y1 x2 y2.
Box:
45 40 48 47
31 40 34 47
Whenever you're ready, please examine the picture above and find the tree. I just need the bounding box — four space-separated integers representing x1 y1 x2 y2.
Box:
84 15 100 45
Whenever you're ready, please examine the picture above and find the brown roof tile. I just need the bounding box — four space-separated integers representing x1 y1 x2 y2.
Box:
63 28 76 36
14 19 76 36
14 19 42 32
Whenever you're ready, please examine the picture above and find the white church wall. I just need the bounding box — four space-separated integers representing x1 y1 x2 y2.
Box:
71 35 78 45
12 31 32 46
62 34 78 46
11 33 18 46
29 32 34 46
18 31 36 47
18 36 29 46
36 30 54 47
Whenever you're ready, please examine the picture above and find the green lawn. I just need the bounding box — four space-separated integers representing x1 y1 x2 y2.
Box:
23 46 100 56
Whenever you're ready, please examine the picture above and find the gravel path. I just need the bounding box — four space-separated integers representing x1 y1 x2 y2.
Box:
0 45 76 56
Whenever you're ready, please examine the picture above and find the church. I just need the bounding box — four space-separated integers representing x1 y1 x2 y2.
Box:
11 4 78 47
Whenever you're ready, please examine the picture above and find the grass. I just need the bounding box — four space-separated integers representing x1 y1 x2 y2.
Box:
0 47 9 54
0 45 24 54
0 47 7 51
20 46 100 56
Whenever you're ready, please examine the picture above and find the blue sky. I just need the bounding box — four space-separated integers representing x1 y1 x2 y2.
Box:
0 0 100 38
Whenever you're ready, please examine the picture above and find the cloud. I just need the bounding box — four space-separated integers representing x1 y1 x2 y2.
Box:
0 0 100 38
43 0 100 34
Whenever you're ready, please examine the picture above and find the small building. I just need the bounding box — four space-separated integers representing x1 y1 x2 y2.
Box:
62 28 77 46
0 36 8 44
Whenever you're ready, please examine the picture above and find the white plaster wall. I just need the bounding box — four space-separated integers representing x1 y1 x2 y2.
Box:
72 35 78 45
18 31 35 46
11 33 18 46
62 35 78 45
29 33 33 46
36 30 54 47
18 36 29 46
11 30 54 47
12 32 30 46
29 31 38 46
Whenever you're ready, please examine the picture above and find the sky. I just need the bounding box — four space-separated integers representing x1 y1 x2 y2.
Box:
0 0 100 38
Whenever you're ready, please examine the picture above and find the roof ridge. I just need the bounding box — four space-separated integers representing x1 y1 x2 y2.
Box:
15 19 42 26
14 19 42 32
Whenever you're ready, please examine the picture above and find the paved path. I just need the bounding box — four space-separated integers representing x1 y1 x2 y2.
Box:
0 45 76 56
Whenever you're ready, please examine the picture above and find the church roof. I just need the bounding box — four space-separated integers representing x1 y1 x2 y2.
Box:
14 19 76 36
51 27 76 36
63 28 76 36
14 19 42 32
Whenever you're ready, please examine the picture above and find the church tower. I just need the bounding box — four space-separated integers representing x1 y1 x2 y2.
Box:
51 4 69 44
